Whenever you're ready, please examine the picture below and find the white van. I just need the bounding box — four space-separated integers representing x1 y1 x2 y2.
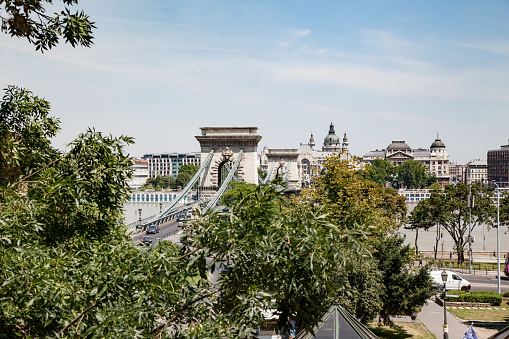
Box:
430 271 471 291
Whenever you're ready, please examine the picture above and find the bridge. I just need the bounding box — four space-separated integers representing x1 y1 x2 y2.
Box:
127 127 264 229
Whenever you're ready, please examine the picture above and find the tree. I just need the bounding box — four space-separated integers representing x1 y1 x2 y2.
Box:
296 154 405 236
178 184 369 337
220 181 257 208
0 86 373 338
397 160 436 188
257 168 267 181
362 158 396 187
0 85 60 186
499 190 509 227
407 198 435 254
1 0 95 52
414 183 496 263
373 235 434 325
294 155 432 326
334 255 383 324
176 164 199 188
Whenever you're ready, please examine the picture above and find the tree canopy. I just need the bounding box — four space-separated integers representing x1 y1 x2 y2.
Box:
0 0 95 52
410 182 496 263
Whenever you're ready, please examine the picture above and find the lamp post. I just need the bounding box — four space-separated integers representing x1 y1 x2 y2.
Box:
493 180 501 295
441 270 448 339
468 183 472 274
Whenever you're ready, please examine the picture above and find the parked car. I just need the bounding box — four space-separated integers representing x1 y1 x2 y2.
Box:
146 225 160 234
430 270 471 291
140 236 152 246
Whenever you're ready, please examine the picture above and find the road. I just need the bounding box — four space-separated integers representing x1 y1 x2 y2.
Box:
450 270 509 293
131 219 181 249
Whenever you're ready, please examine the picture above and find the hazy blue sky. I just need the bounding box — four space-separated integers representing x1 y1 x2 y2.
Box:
2 0 509 163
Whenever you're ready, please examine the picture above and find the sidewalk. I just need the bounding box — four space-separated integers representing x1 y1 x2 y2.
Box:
416 298 498 339
417 298 470 339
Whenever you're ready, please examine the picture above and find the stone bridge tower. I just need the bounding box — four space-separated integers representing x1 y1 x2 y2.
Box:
195 127 262 189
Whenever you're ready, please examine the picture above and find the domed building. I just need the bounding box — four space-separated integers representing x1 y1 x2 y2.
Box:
362 135 450 185
322 122 342 152
259 122 352 188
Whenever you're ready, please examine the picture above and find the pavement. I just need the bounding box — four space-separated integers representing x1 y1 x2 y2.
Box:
391 297 499 339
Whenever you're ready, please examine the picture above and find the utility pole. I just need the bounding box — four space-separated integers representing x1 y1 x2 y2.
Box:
468 184 472 274
493 181 501 294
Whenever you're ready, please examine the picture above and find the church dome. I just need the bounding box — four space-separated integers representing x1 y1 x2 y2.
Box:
323 122 340 144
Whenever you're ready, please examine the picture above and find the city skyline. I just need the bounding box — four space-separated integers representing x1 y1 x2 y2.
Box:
2 0 509 163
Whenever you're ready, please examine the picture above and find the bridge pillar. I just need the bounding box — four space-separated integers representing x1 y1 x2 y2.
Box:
195 127 262 189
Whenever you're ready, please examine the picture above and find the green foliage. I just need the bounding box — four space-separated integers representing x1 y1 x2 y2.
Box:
499 190 509 226
0 0 95 52
257 168 267 180
334 256 383 324
447 291 502 306
362 159 396 187
297 154 406 235
373 235 434 325
219 181 258 208
186 184 370 336
0 85 60 186
397 160 436 188
0 87 210 337
142 175 170 190
414 183 495 263
502 291 509 298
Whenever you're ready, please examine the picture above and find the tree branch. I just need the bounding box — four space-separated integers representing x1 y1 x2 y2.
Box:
58 301 98 335
151 287 222 336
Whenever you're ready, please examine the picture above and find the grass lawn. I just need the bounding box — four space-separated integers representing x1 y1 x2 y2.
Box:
448 301 509 333
368 321 436 339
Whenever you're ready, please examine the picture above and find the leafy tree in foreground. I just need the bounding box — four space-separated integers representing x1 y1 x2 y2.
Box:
0 0 95 52
295 155 433 325
0 86 372 338
0 85 60 186
374 235 434 325
178 184 369 337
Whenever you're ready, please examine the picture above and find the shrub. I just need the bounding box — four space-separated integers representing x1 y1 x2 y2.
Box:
443 291 502 306
502 291 509 298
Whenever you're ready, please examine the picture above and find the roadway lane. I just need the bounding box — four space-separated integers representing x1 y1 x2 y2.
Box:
449 270 509 293
131 219 181 249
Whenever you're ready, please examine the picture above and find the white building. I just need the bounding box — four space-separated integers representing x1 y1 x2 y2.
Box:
259 122 352 188
362 137 450 185
464 159 487 185
142 152 201 178
128 159 149 189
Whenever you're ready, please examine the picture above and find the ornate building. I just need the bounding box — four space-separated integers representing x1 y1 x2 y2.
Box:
259 122 351 188
362 136 450 185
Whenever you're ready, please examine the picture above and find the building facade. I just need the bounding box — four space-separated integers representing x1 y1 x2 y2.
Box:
142 152 201 178
128 159 149 189
487 140 509 187
362 137 450 185
259 122 351 188
463 159 487 185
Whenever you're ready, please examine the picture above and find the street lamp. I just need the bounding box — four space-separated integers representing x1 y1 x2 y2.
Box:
492 180 501 295
441 270 448 339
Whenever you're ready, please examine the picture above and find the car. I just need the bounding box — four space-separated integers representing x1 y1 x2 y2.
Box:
146 225 160 234
176 214 186 222
430 270 471 291
140 236 152 246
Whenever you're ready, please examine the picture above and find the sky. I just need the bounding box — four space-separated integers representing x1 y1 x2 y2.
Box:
1 0 509 164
